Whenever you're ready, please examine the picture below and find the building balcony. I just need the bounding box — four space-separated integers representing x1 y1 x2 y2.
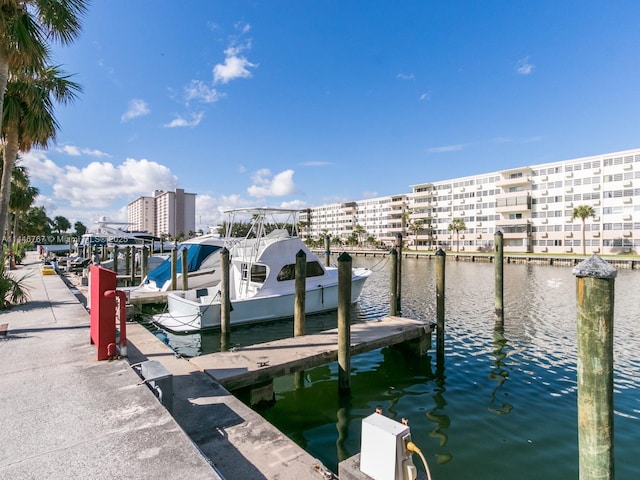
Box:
495 204 531 214
497 218 531 226
496 176 532 188
501 231 530 240
495 194 531 213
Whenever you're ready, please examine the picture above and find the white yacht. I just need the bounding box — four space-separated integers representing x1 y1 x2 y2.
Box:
152 208 372 333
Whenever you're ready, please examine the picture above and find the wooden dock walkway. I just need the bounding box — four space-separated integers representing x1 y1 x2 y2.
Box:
190 316 434 391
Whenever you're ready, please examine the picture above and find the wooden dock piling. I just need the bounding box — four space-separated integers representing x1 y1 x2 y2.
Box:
573 255 616 480
170 249 177 291
395 233 403 313
337 252 352 394
294 249 306 337
220 248 231 350
181 247 189 291
435 248 446 364
141 246 148 280
324 234 331 267
495 231 504 322
389 248 398 316
130 249 136 285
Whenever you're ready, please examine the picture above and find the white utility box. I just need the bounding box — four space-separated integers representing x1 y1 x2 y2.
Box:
360 413 411 480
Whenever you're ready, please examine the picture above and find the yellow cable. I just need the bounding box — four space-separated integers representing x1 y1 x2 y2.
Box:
406 441 432 480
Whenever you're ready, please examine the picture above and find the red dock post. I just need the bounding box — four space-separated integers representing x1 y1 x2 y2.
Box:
89 265 127 360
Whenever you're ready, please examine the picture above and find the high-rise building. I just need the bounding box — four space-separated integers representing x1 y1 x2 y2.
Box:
127 188 196 238
127 195 155 234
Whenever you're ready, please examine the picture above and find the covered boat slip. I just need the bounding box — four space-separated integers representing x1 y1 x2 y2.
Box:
190 316 434 392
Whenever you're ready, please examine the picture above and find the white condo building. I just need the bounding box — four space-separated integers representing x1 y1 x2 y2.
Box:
300 194 408 246
300 148 640 255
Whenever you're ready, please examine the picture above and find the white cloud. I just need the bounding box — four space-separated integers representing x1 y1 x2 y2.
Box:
419 92 431 101
235 22 251 34
20 151 63 182
58 145 81 156
397 73 415 80
53 158 178 208
298 161 332 167
427 144 465 153
280 199 307 210
361 191 378 199
121 99 150 122
214 54 257 84
516 56 535 75
56 145 110 157
185 80 221 104
195 194 253 230
195 194 307 232
164 112 204 128
247 169 296 197
81 148 111 158
22 152 181 228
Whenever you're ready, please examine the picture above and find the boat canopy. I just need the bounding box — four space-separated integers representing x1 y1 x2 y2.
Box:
147 243 222 287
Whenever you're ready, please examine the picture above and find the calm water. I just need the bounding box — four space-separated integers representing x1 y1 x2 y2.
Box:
149 256 640 479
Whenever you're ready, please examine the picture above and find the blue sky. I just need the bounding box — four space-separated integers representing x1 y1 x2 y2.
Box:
22 0 640 232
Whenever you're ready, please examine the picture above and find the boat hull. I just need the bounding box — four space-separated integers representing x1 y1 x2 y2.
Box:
152 269 370 333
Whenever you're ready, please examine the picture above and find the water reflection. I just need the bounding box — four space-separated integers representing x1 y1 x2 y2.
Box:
428 352 452 464
488 322 512 415
148 256 640 479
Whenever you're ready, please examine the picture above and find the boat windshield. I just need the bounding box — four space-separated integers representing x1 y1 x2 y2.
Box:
276 261 325 281
147 244 222 286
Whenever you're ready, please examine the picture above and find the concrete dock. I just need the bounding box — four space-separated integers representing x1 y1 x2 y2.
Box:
0 253 334 480
190 317 433 392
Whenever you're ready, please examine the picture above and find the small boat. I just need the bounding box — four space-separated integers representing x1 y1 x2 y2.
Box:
152 208 372 333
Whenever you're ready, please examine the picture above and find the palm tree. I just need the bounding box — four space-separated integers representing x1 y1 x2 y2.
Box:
353 224 366 247
572 205 596 256
8 164 38 255
0 161 37 267
73 221 87 237
408 219 425 250
0 0 87 142
52 215 70 234
400 210 411 238
448 217 466 252
0 0 86 248
0 64 81 248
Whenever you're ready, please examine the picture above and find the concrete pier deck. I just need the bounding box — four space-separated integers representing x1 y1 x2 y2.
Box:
0 253 219 480
190 317 434 391
0 252 333 480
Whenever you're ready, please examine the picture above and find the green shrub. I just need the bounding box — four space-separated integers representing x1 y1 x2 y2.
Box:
0 262 30 309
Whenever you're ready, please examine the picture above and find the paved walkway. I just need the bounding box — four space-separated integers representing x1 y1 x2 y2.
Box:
0 252 333 480
0 252 219 480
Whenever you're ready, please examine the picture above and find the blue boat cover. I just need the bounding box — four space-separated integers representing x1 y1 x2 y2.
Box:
147 244 221 287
